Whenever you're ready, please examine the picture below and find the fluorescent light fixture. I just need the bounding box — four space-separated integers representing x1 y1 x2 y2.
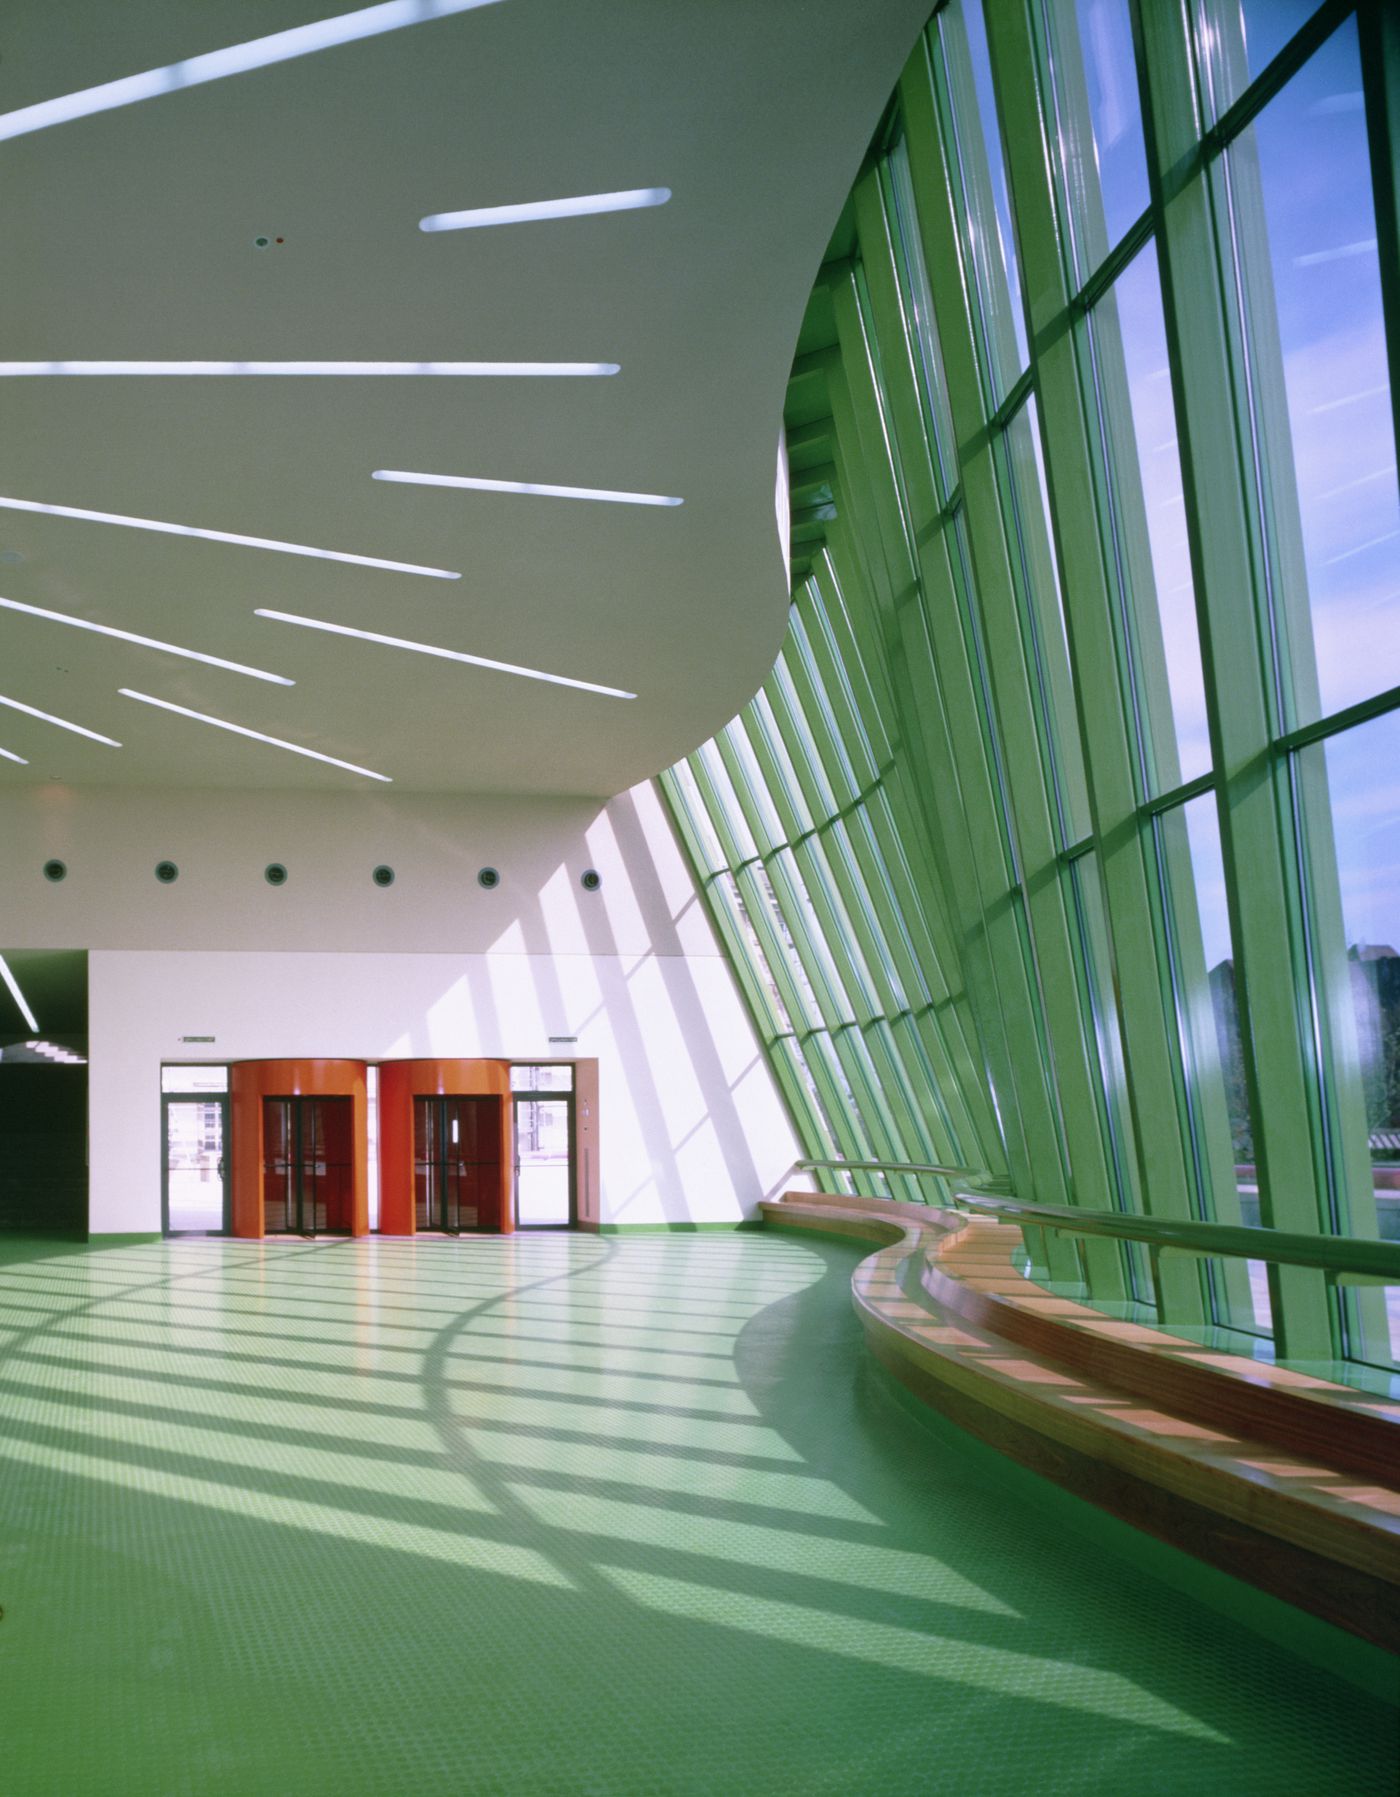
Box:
0 693 121 746
420 187 671 233
255 609 637 699
0 0 507 144
0 956 39 1033
373 469 683 507
119 689 392 782
0 495 460 580
0 746 28 765
0 596 294 685
0 362 619 378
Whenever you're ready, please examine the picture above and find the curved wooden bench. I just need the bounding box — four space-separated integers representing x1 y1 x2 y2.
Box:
761 1191 1400 1653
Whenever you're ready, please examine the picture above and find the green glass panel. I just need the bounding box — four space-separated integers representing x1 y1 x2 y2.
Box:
1092 240 1211 789
938 0 1030 395
1308 714 1400 1366
884 136 958 498
1164 795 1270 1335
1042 0 1149 278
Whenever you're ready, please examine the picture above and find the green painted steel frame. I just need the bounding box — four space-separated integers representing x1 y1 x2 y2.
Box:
659 0 1400 1376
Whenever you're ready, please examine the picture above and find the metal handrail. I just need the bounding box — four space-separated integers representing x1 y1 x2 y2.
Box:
793 1159 1400 1282
953 1193 1400 1284
798 1157 1006 1187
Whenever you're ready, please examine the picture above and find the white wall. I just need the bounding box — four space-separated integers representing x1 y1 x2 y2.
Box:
0 781 804 1233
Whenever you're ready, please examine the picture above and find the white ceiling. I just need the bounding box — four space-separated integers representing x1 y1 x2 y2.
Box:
0 0 926 796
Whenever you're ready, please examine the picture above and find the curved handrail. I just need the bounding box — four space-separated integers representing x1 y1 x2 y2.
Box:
953 1193 1400 1283
797 1156 1007 1188
795 1159 1400 1282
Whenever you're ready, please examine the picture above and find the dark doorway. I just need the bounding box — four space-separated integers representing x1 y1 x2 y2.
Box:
0 948 89 1234
263 1097 354 1235
0 1065 87 1233
414 1095 503 1233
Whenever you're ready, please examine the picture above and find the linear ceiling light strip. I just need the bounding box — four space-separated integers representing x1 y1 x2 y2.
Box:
0 362 619 378
0 496 460 580
0 693 121 745
420 188 671 232
0 956 39 1033
118 689 392 782
0 746 29 765
372 469 683 506
0 0 507 144
255 608 637 698
0 596 295 685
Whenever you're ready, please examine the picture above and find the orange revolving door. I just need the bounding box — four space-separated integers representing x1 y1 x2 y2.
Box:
263 1096 355 1235
379 1060 512 1235
230 1061 369 1239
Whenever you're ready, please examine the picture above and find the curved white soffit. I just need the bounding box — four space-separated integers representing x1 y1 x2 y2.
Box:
0 0 932 796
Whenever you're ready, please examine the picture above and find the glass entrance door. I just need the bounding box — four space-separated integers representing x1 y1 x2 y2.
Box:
414 1095 502 1233
514 1095 573 1227
263 1097 354 1235
164 1096 228 1233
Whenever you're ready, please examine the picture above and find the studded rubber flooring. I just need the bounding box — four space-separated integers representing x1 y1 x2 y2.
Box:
0 1232 1396 1796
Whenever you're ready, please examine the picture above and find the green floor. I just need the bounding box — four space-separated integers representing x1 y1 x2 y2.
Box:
0 1232 1395 1796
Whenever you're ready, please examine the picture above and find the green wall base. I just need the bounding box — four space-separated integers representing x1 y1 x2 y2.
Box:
873 1362 1400 1706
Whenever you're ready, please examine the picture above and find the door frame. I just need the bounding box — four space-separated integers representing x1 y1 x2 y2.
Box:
415 1093 503 1234
512 1090 577 1228
264 1094 354 1237
161 1092 230 1235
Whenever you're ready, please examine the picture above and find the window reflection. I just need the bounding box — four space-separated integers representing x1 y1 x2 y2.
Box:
1247 22 1399 723
1317 718 1400 1305
884 137 958 497
715 872 796 1037
1198 0 1320 119
774 849 848 1024
772 662 840 817
1239 0 1317 76
1005 394 1090 842
1163 795 1270 1333
720 720 785 852
751 691 815 835
668 760 727 873
773 1036 843 1159
943 0 1030 391
1074 0 1147 248
1046 0 1149 274
1095 241 1211 787
749 860 824 1028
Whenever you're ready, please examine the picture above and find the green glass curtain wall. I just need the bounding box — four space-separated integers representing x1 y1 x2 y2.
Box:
659 0 1400 1377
